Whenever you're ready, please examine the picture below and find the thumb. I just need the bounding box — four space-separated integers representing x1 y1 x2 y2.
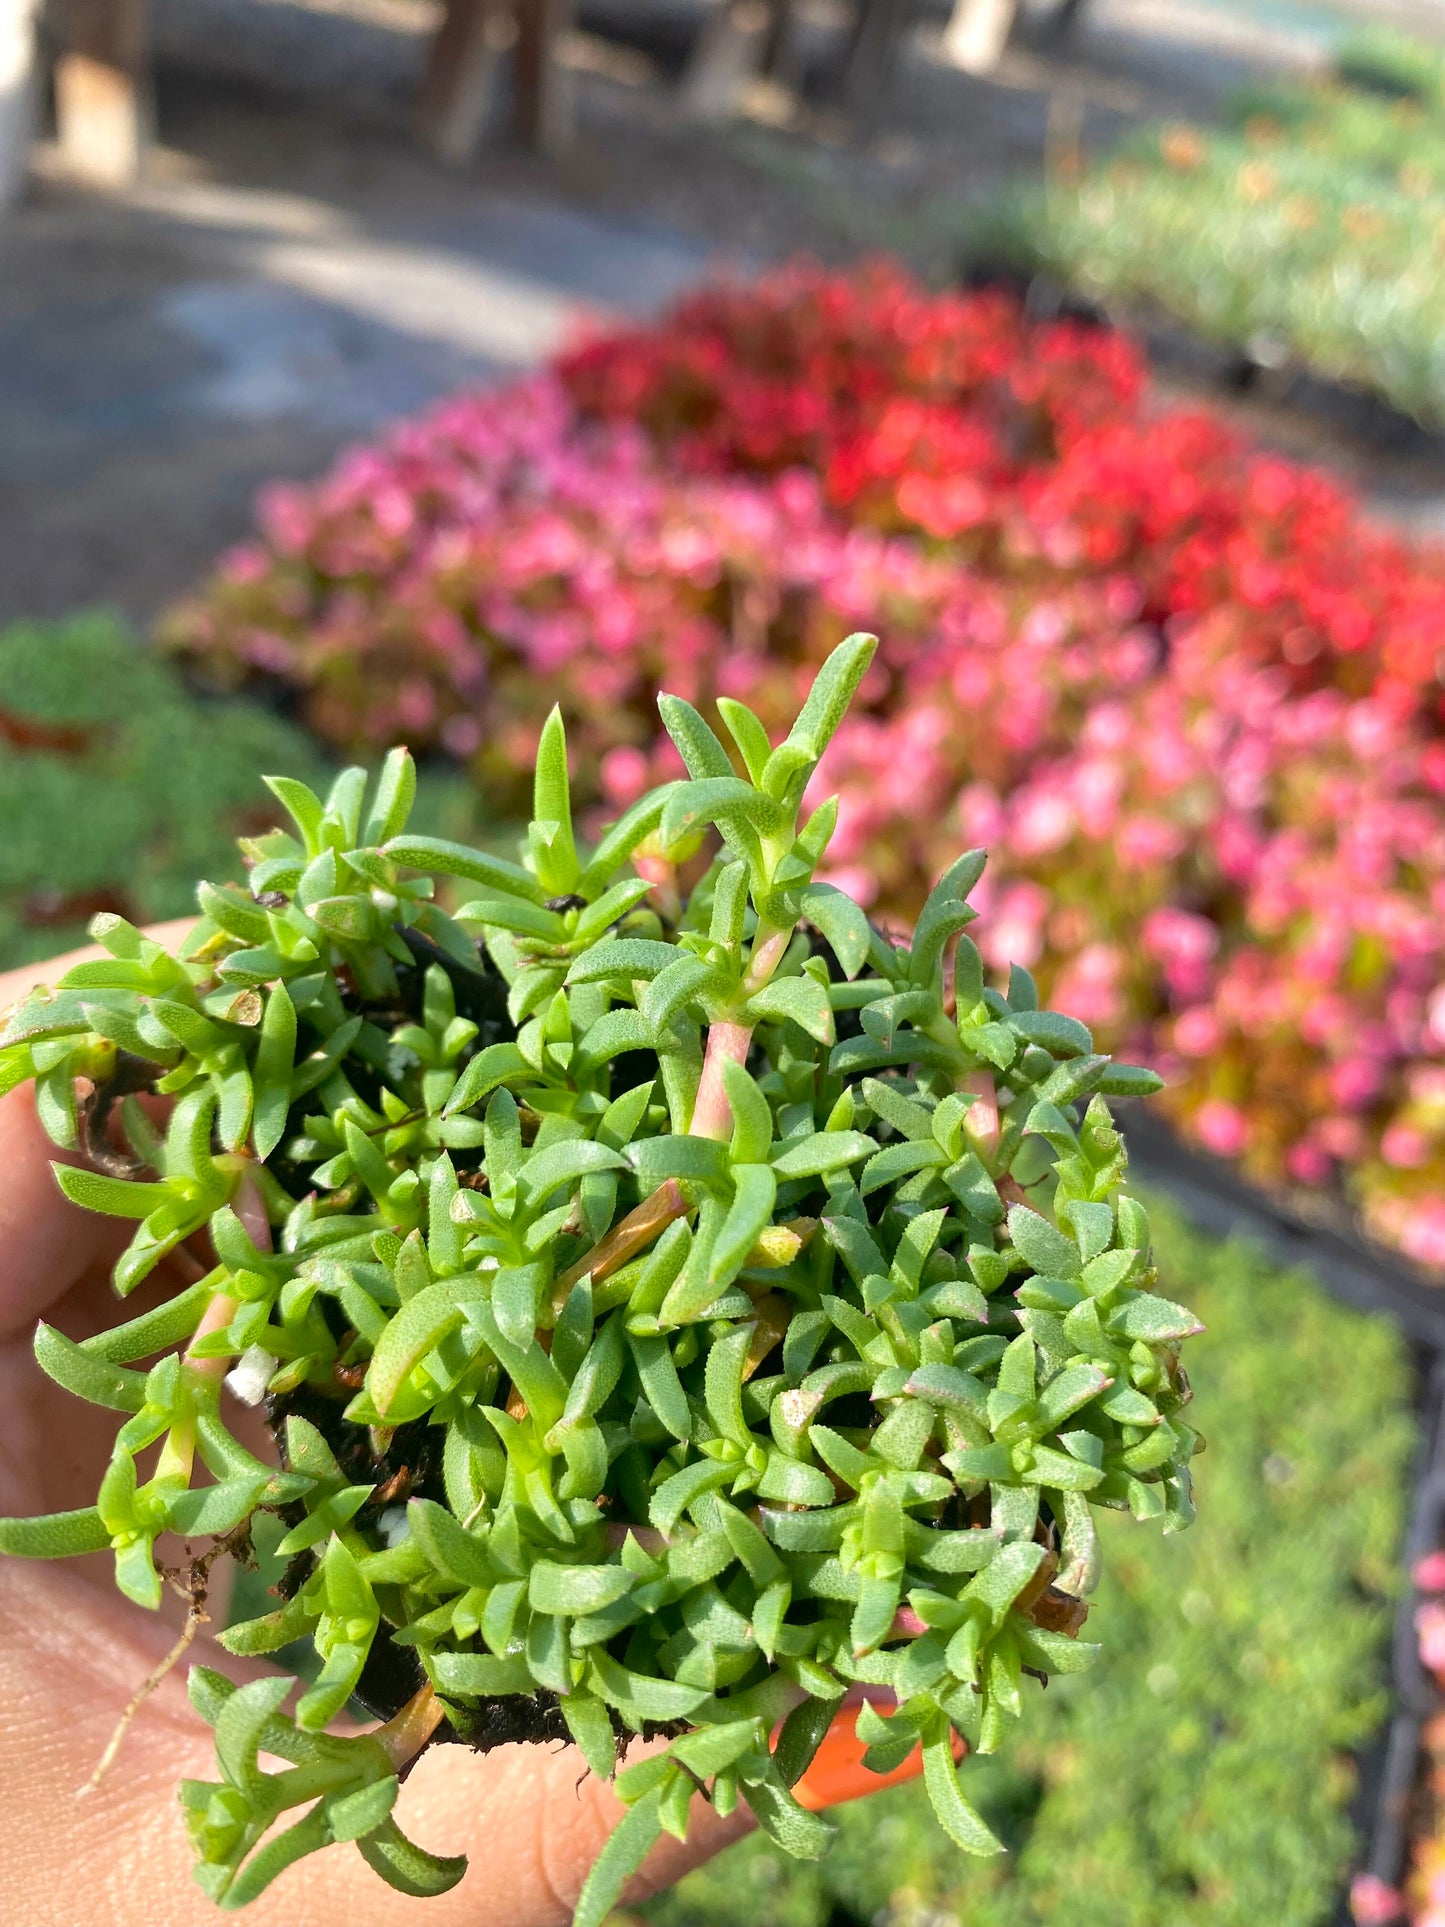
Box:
0 920 199 1336
0 1555 751 1927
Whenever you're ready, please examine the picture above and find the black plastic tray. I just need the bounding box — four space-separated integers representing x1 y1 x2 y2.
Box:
1340 1351 1445 1920
1119 1111 1445 1919
958 258 1445 475
1123 1112 1445 1352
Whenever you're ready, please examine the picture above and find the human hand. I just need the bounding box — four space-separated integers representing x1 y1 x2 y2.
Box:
0 929 755 1927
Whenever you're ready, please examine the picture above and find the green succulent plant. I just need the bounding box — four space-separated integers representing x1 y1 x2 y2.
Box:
0 636 1199 1923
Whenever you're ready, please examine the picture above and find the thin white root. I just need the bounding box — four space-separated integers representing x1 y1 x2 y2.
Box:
78 1603 208 1795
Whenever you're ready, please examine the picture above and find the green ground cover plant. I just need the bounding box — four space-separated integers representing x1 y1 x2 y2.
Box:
642 1202 1414 1927
0 614 324 970
0 638 1200 1921
0 613 487 974
970 31 1445 426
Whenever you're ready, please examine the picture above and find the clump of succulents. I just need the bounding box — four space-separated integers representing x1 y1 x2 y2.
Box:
0 637 1200 1922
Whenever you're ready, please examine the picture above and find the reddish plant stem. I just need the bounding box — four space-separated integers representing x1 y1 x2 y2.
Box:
184 1169 269 1382
689 1020 754 1140
740 924 793 998
184 1291 238 1386
961 1069 1000 1165
233 1169 274 1252
689 920 796 1139
634 853 681 926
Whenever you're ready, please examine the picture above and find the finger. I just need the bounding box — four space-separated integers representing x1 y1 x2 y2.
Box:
311 1725 755 1927
0 1258 211 1528
2 1559 752 1927
0 920 197 1336
0 1092 202 1339
0 1091 135 1334
0 917 197 1017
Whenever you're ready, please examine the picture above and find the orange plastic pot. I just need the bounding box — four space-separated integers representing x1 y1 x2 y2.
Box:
788 1684 965 1811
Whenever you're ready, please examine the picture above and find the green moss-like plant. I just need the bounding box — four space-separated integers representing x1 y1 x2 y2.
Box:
0 612 329 970
0 637 1198 1922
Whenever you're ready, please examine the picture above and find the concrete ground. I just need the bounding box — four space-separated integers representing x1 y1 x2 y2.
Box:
3 0 1445 628
0 106 712 623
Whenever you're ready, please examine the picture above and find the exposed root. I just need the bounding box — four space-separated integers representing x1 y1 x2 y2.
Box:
79 1616 207 1796
77 1050 167 1179
78 1523 252 1794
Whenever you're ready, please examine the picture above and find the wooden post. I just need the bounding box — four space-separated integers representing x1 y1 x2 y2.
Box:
513 0 573 153
838 0 915 114
677 0 772 125
0 0 36 211
418 0 507 166
419 0 573 162
53 0 150 188
938 0 1017 74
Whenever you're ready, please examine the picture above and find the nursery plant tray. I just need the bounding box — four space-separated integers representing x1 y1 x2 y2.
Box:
960 256 1445 479
1121 1110 1445 1351
1335 1352 1445 1923
1123 1110 1445 1922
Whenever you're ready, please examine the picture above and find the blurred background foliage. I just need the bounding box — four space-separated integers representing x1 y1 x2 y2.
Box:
0 614 320 968
0 614 493 971
970 31 1445 427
